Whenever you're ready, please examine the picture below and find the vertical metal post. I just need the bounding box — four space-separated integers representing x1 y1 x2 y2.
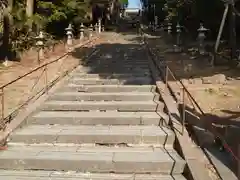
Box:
165 66 168 90
44 66 48 94
182 88 185 134
1 88 4 125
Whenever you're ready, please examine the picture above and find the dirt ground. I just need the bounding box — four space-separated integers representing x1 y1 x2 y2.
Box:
165 52 240 118
0 36 102 125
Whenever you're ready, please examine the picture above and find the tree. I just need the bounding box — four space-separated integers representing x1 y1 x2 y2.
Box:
0 0 91 59
26 0 34 28
1 0 13 60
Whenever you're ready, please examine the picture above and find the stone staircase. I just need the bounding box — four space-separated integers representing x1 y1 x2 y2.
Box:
0 38 186 179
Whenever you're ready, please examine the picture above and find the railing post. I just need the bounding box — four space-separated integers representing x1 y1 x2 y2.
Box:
44 66 48 94
182 88 185 134
165 66 168 90
0 88 4 128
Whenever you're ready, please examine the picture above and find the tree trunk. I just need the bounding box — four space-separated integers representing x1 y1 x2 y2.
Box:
2 0 13 60
229 4 237 60
26 0 34 29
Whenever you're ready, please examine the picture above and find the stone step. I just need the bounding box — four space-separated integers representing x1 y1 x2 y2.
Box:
29 111 168 125
80 65 150 69
0 170 187 180
48 92 159 101
79 70 151 74
69 77 153 85
82 58 149 62
79 67 150 71
10 125 174 145
75 67 151 74
0 145 185 174
70 73 151 79
81 61 150 66
75 69 151 75
59 84 156 93
40 101 164 111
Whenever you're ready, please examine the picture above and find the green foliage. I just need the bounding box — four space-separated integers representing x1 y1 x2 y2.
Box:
157 0 225 38
36 0 90 27
1 0 91 55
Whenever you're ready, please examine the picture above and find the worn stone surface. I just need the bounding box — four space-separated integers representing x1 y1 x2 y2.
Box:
10 125 175 145
0 170 187 180
29 111 166 125
69 77 153 85
40 100 164 111
59 84 156 93
48 92 159 101
0 30 186 178
0 38 100 121
0 145 185 173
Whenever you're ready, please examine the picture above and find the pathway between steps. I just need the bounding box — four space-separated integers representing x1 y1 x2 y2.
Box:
0 31 186 179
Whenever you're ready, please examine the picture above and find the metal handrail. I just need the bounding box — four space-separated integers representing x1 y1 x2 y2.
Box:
0 36 98 130
164 55 240 163
143 33 239 163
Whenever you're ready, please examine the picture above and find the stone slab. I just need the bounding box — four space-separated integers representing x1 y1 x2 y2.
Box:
69 77 153 85
0 170 187 180
59 84 156 93
40 101 164 111
30 111 165 125
48 92 159 101
10 125 174 145
77 69 151 74
70 73 151 79
0 145 185 174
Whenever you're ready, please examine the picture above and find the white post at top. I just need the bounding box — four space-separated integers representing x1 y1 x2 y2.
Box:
98 18 101 33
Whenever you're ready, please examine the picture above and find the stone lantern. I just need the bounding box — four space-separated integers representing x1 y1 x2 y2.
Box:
89 24 93 38
79 23 84 41
175 23 182 52
197 23 208 55
98 18 102 33
35 31 45 62
65 24 74 47
167 22 172 34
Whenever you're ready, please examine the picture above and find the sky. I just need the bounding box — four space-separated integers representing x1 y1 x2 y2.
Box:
127 0 141 8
